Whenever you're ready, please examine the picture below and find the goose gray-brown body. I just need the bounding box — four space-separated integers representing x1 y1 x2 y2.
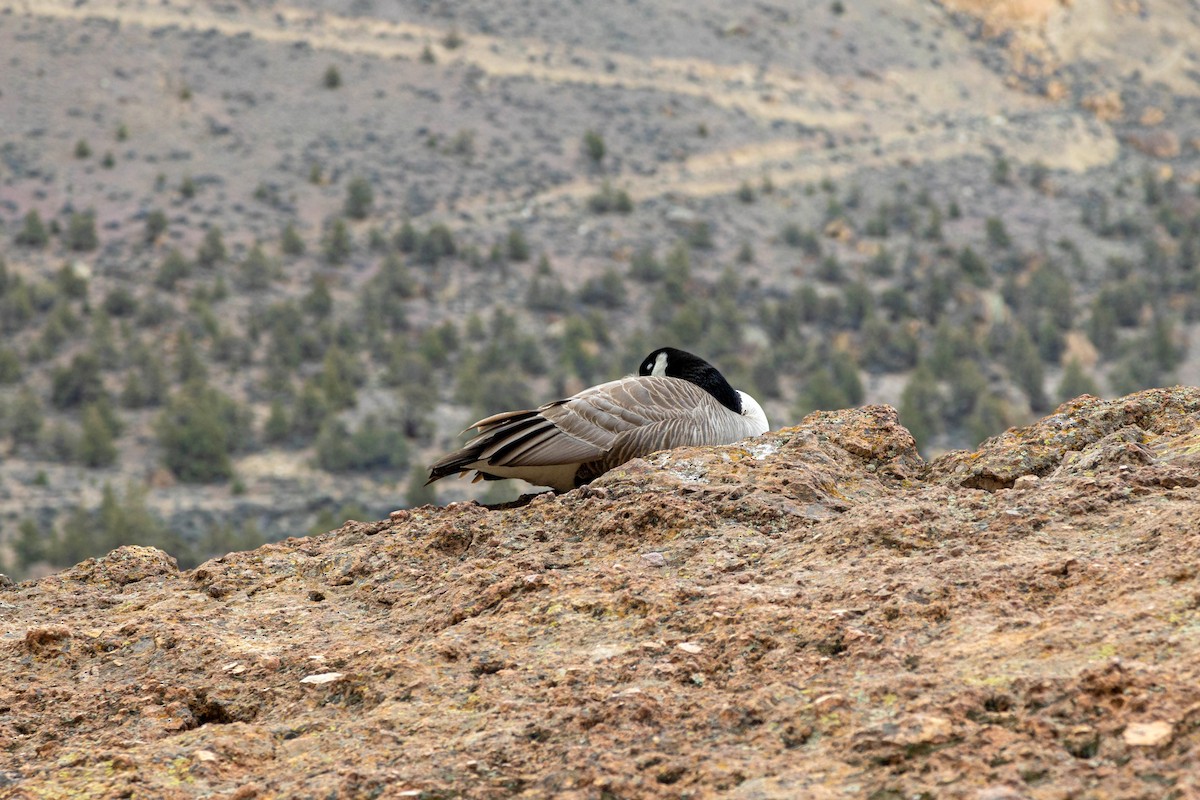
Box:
426 348 770 492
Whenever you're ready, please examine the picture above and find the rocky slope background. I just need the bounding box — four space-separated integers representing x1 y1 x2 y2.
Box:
2 387 1199 797
3 0 1200 578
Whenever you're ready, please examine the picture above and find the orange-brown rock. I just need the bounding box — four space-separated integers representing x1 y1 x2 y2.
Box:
1125 129 1182 159
1083 90 1124 121
4 390 1200 797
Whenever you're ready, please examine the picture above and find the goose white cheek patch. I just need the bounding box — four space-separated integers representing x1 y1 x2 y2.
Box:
651 352 668 377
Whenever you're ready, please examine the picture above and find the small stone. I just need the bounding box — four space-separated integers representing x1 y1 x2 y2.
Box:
1126 129 1180 159
1013 475 1040 490
842 628 868 642
1123 721 1173 746
300 672 345 685
193 749 219 763
885 714 953 746
389 509 410 522
813 693 846 711
641 552 667 568
1082 90 1123 121
1140 106 1166 126
1043 80 1067 101
676 642 703 654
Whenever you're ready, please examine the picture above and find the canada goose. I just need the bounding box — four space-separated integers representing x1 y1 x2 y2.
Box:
426 347 769 491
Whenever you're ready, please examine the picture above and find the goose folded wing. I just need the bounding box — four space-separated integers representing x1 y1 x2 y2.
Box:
603 405 741 466
530 377 717 460
600 380 763 466
477 377 679 468
480 415 606 467
457 377 720 470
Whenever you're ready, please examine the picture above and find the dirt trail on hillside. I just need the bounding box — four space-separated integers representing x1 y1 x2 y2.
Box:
20 0 1118 212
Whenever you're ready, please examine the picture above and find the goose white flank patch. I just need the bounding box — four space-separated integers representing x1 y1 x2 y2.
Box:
426 347 770 491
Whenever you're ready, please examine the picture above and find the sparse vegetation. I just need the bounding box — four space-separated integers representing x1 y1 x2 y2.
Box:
323 218 352 265
196 226 227 268
685 221 713 250
16 210 49 248
0 3 1194 582
582 130 605 165
239 244 274 290
155 248 191 290
65 210 98 252
586 181 633 214
344 176 374 220
281 223 305 256
144 210 168 243
578 268 627 309
315 415 410 473
506 228 530 262
156 380 250 483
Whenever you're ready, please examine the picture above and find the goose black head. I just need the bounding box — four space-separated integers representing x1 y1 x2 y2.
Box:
638 347 743 413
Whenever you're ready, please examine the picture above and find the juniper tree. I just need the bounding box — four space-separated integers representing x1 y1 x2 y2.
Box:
344 176 374 220
582 130 605 165
15 210 48 248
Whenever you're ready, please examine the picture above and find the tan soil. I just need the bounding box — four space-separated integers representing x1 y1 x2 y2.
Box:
3 389 1200 798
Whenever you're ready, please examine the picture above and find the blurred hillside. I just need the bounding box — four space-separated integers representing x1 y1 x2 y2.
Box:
1 0 1199 579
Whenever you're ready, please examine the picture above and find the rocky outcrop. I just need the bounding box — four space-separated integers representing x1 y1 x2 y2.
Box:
929 389 1200 491
3 390 1200 798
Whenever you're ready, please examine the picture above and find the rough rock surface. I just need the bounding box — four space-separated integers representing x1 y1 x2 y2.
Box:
3 389 1200 798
